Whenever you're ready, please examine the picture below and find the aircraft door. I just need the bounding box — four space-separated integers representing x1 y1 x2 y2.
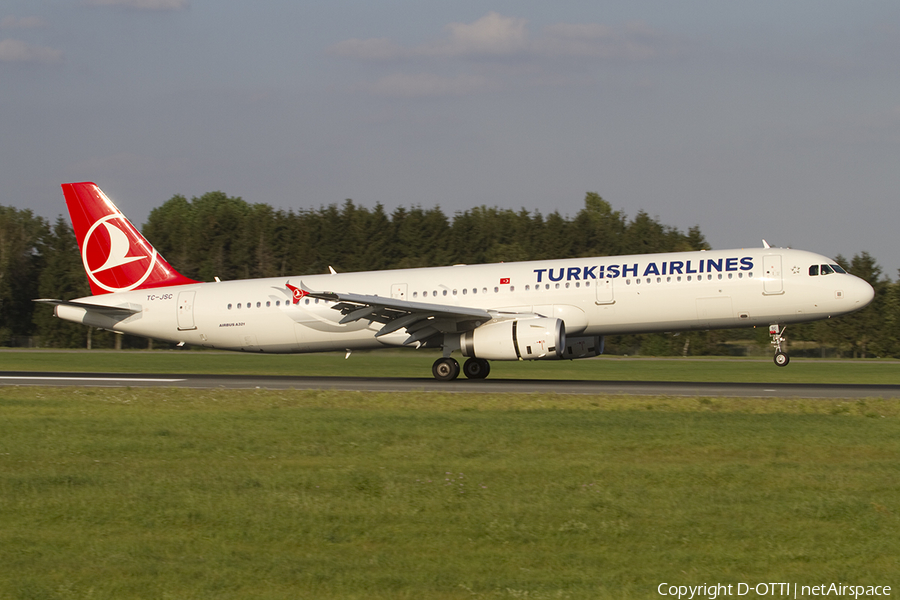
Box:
595 278 614 304
177 291 197 330
391 284 407 300
763 255 784 295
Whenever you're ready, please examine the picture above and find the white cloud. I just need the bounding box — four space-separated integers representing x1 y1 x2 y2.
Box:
0 38 62 63
538 21 662 60
330 13 670 62
328 13 677 98
84 0 189 10
440 12 528 57
331 13 528 60
0 16 46 29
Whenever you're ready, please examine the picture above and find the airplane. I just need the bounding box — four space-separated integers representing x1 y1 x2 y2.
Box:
37 182 875 380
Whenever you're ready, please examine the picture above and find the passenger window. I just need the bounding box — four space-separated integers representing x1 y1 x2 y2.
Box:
510 286 515 292
257 302 261 308
809 265 819 276
227 303 232 310
266 301 271 307
494 287 499 293
443 290 448 296
462 289 467 295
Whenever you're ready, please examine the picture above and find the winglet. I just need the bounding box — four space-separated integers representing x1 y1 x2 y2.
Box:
762 239 771 249
285 281 309 304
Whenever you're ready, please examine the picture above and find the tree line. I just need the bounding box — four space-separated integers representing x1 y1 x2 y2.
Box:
1 192 896 357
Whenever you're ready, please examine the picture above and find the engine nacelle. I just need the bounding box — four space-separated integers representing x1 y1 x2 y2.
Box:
461 317 565 361
546 335 604 360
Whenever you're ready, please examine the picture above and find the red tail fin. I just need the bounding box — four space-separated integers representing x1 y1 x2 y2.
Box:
62 182 198 295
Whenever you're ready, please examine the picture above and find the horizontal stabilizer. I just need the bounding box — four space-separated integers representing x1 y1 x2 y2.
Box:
34 298 141 315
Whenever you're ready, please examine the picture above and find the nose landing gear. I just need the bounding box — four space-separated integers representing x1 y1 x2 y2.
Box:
769 324 790 367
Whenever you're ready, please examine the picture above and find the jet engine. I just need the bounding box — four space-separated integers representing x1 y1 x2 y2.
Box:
553 335 604 360
461 317 565 361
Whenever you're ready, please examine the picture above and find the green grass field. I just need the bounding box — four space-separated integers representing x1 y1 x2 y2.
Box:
1 386 898 599
2 348 899 384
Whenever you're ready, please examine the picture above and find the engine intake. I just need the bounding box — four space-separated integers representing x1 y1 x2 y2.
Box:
461 317 565 361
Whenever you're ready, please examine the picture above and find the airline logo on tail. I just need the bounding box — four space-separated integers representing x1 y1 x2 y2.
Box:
83 215 158 293
63 182 199 295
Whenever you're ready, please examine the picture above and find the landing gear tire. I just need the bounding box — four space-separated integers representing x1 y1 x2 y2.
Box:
432 357 460 381
463 357 491 379
769 324 790 368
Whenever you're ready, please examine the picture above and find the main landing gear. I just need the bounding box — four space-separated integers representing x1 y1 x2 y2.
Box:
462 357 490 379
431 357 491 381
769 324 790 367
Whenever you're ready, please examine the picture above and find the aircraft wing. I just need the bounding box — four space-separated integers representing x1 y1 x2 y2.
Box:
298 283 494 347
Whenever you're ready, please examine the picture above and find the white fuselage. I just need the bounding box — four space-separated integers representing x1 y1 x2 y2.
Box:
57 247 874 355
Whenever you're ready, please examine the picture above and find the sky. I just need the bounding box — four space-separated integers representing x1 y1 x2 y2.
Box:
3 1 899 277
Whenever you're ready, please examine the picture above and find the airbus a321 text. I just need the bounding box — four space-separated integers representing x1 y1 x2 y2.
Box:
38 182 875 380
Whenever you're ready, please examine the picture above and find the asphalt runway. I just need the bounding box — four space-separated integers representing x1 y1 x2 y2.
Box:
2 371 899 398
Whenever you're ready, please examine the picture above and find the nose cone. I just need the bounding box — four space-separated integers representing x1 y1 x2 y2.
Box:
850 275 875 309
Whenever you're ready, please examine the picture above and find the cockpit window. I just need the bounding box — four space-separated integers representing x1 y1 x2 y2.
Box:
810 263 848 276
